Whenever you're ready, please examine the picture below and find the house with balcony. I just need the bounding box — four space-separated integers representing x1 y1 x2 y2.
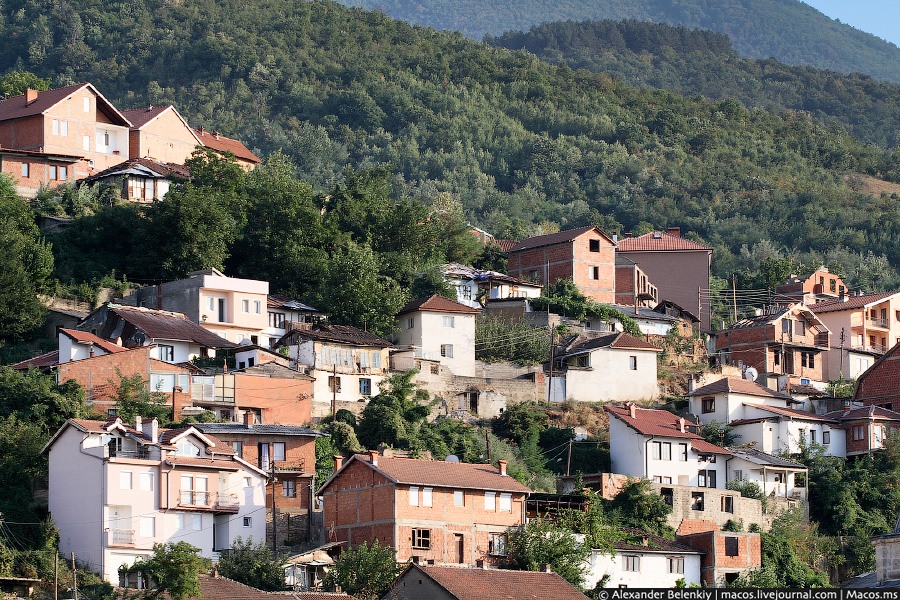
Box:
394 295 480 377
261 295 325 348
506 226 617 303
0 83 131 197
810 291 900 381
440 263 542 309
122 268 270 345
319 451 530 567
276 324 393 420
726 448 808 501
821 405 900 457
775 266 848 305
606 404 731 488
715 304 830 389
78 303 235 363
79 157 189 202
43 416 267 582
614 255 659 309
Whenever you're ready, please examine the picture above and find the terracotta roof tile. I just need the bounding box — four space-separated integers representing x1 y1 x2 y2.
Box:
809 291 899 314
59 328 127 354
822 405 900 422
605 406 731 454
688 377 792 400
507 226 614 252
741 403 836 422
496 239 518 252
0 83 130 127
121 105 172 129
728 447 807 469
614 528 703 554
617 231 712 252
80 157 190 183
193 128 260 163
558 332 660 357
279 324 392 348
397 294 481 316
410 564 589 600
9 350 60 370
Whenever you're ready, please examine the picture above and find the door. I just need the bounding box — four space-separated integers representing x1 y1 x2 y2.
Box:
454 534 464 563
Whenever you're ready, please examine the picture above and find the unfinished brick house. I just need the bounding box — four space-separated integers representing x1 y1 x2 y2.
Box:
318 452 530 567
614 255 659 308
676 530 761 586
854 342 900 410
506 226 616 303
775 266 848 305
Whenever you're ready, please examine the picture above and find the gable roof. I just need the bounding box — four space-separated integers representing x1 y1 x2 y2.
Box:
809 291 900 314
557 332 660 358
605 405 731 454
854 342 900 402
0 83 131 126
98 304 235 348
612 527 703 554
507 226 615 252
735 403 837 423
822 405 900 422
8 350 60 371
397 294 481 316
320 454 531 495
194 423 324 437
278 324 392 348
59 328 127 354
122 105 172 129
687 377 793 400
393 564 589 600
616 231 712 252
193 127 260 163
267 294 323 312
728 447 807 469
80 157 191 183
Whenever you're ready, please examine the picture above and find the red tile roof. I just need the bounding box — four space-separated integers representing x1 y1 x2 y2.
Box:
605 405 731 454
59 328 127 354
617 231 712 252
9 350 60 370
611 332 661 351
193 128 260 163
80 157 190 183
688 377 792 400
407 564 589 600
0 83 130 126
496 239 518 252
121 105 173 129
558 332 660 357
397 294 481 316
101 304 236 348
507 226 615 252
614 527 702 554
740 403 836 422
160 574 354 600
809 291 899 314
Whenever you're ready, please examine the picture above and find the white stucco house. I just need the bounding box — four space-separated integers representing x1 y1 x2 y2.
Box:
687 377 800 425
584 529 703 588
606 404 731 488
43 417 267 583
394 295 480 377
441 263 542 309
726 448 808 500
549 332 661 403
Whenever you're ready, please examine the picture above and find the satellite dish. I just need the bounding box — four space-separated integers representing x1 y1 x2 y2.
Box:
744 367 758 382
132 331 147 345
445 454 460 463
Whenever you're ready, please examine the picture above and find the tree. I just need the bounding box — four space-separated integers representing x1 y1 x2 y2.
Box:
357 370 432 450
217 537 284 591
128 542 209 600
506 518 590 588
698 420 740 446
112 371 171 424
0 70 49 98
493 402 548 446
475 317 549 365
0 367 89 433
530 279 642 337
324 541 400 600
607 479 673 537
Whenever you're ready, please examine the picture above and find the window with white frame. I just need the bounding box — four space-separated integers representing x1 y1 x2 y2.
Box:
422 487 433 507
176 439 201 457
489 533 507 556
139 473 154 492
273 442 286 462
667 556 684 574
84 97 90 112
371 352 382 369
409 486 419 506
158 345 175 362
443 316 455 328
233 441 243 457
139 516 155 538
242 299 250 313
269 312 285 328
283 480 296 498
498 493 512 512
119 471 133 490
21 163 29 177
49 166 57 180
484 491 496 510
629 355 637 370
254 300 262 314
623 555 640 572
440 344 454 358
243 517 252 527
678 443 688 461
454 490 464 506
651 441 672 461
406 317 414 329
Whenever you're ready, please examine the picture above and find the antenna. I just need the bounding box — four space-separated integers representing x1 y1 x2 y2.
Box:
743 367 758 382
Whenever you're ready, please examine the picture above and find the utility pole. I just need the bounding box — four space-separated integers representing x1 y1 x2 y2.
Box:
331 364 337 419
732 274 738 322
271 465 277 553
71 552 77 600
485 430 491 463
839 328 846 377
566 439 573 477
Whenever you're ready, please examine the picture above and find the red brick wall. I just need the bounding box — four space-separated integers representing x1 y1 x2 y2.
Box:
322 459 396 549
857 350 900 407
235 373 312 425
615 264 635 306
0 115 43 149
678 531 761 585
717 314 827 381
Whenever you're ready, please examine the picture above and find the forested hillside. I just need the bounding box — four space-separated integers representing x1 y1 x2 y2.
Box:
337 0 900 83
488 20 900 148
3 0 900 284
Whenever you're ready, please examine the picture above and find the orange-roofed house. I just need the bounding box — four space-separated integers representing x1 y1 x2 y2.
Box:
122 105 202 165
394 295 481 377
505 226 617 303
617 228 713 330
319 452 531 567
774 266 848 305
549 332 661 403
606 404 731 488
193 126 260 170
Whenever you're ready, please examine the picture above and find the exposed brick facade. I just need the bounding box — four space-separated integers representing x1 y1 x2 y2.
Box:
614 260 658 308
856 345 900 409
677 531 761 586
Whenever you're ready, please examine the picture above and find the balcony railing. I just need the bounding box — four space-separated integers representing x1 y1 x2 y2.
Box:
178 491 240 513
274 461 307 474
109 448 151 460
869 317 890 329
108 528 135 546
851 343 888 355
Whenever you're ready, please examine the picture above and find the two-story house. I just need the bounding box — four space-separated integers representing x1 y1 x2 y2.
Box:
122 105 202 165
606 404 731 488
277 324 393 419
617 228 713 331
319 452 530 567
394 295 480 377
441 263 543 309
78 303 235 363
548 332 660 403
123 268 269 345
79 157 189 202
775 266 848 305
715 304 830 388
262 295 325 348
822 406 900 457
585 528 703 589
44 417 267 582
506 226 617 303
810 291 900 380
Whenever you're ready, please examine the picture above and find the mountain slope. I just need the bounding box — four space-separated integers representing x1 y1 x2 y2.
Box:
488 19 900 148
2 0 900 279
338 0 900 83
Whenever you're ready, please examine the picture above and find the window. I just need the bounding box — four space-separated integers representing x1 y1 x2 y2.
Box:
698 469 716 488
243 517 252 527
120 471 133 490
422 487 433 507
678 443 688 462
207 297 215 311
283 480 296 498
244 477 252 487
484 492 496 510
653 476 672 484
667 557 684 574
691 492 705 511
176 439 200 457
454 490 465 506
371 352 382 369
59 166 67 180
232 441 243 457
830 279 837 292
440 344 454 358
258 442 270 470
84 97 90 112
21 163 29 177
808 353 815 368
839 285 845 296
412 528 431 550
489 533 508 556
852 425 866 441
443 316 455 328
406 317 414 329
409 486 419 506
180 475 208 505
498 493 512 512
590 266 599 280
589 239 601 252
158 345 175 362
139 473 154 492
722 496 734 513
823 430 831 445
83 135 90 151
254 300 262 314
795 320 806 336
328 376 341 393
702 397 715 413
810 429 817 444
268 312 285 328
623 555 640 572
733 470 743 482
359 378 372 396
52 119 59 135
104 131 110 147
661 488 674 507
774 350 781 366
273 442 286 462
629 356 637 370
242 299 250 313
725 536 739 557
49 166 57 180
651 441 672 461
139 516 155 538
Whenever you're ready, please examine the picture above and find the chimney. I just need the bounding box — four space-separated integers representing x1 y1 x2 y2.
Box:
135 415 142 431
243 411 255 427
198 125 205 136
368 450 379 467
678 417 686 433
666 226 681 237
542 564 553 573
612 234 618 243
333 455 344 472
150 418 159 444
628 403 636 419
624 232 634 238
498 460 508 477
25 88 38 103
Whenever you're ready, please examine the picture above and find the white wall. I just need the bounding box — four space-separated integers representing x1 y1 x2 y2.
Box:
608 417 648 479
148 341 195 363
395 310 476 377
564 348 658 402
586 549 702 588
730 418 846 457
691 391 794 425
